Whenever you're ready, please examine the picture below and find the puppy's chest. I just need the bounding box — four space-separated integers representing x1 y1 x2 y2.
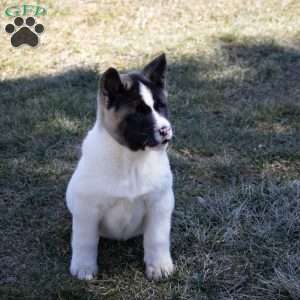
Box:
100 196 146 240
96 163 167 240
99 157 169 199
115 170 157 197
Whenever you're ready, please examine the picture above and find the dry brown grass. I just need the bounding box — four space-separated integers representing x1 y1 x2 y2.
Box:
1 1 300 299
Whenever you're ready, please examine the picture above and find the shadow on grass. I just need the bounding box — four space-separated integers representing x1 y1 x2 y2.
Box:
169 39 300 186
1 38 300 299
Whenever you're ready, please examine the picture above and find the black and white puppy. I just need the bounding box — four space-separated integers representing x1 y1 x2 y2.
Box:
66 54 175 280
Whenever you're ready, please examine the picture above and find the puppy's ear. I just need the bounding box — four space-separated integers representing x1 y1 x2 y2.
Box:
142 53 167 88
100 67 123 108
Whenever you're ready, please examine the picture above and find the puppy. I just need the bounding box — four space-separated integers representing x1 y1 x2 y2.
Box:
66 54 175 280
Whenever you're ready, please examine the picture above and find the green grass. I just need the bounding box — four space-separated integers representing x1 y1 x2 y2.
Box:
1 1 300 299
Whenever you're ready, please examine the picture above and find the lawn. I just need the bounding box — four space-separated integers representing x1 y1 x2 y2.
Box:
1 0 300 299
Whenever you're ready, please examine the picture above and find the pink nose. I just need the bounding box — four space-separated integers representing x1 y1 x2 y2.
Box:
159 126 171 137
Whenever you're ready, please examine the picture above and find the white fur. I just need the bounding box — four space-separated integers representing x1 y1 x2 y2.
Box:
139 83 173 142
66 114 175 280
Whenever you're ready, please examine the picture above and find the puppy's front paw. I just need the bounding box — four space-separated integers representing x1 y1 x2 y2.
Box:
70 260 98 280
145 256 174 280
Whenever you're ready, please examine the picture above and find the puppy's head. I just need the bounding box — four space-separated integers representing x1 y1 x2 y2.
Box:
98 54 172 151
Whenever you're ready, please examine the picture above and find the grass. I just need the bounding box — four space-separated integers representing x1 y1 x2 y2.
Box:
0 0 300 299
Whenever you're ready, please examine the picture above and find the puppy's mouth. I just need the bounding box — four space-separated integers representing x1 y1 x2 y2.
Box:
145 139 160 148
131 129 172 150
162 139 170 145
146 138 171 149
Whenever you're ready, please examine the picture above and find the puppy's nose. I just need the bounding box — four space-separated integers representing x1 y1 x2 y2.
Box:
159 126 171 137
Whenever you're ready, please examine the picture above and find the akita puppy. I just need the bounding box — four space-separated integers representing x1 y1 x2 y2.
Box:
66 54 175 280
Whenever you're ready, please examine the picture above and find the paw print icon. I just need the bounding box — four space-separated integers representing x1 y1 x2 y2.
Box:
5 17 44 47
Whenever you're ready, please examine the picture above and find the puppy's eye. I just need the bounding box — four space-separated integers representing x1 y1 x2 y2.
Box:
136 104 151 114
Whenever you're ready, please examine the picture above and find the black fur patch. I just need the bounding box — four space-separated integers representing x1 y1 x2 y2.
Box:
99 54 170 151
118 74 169 151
